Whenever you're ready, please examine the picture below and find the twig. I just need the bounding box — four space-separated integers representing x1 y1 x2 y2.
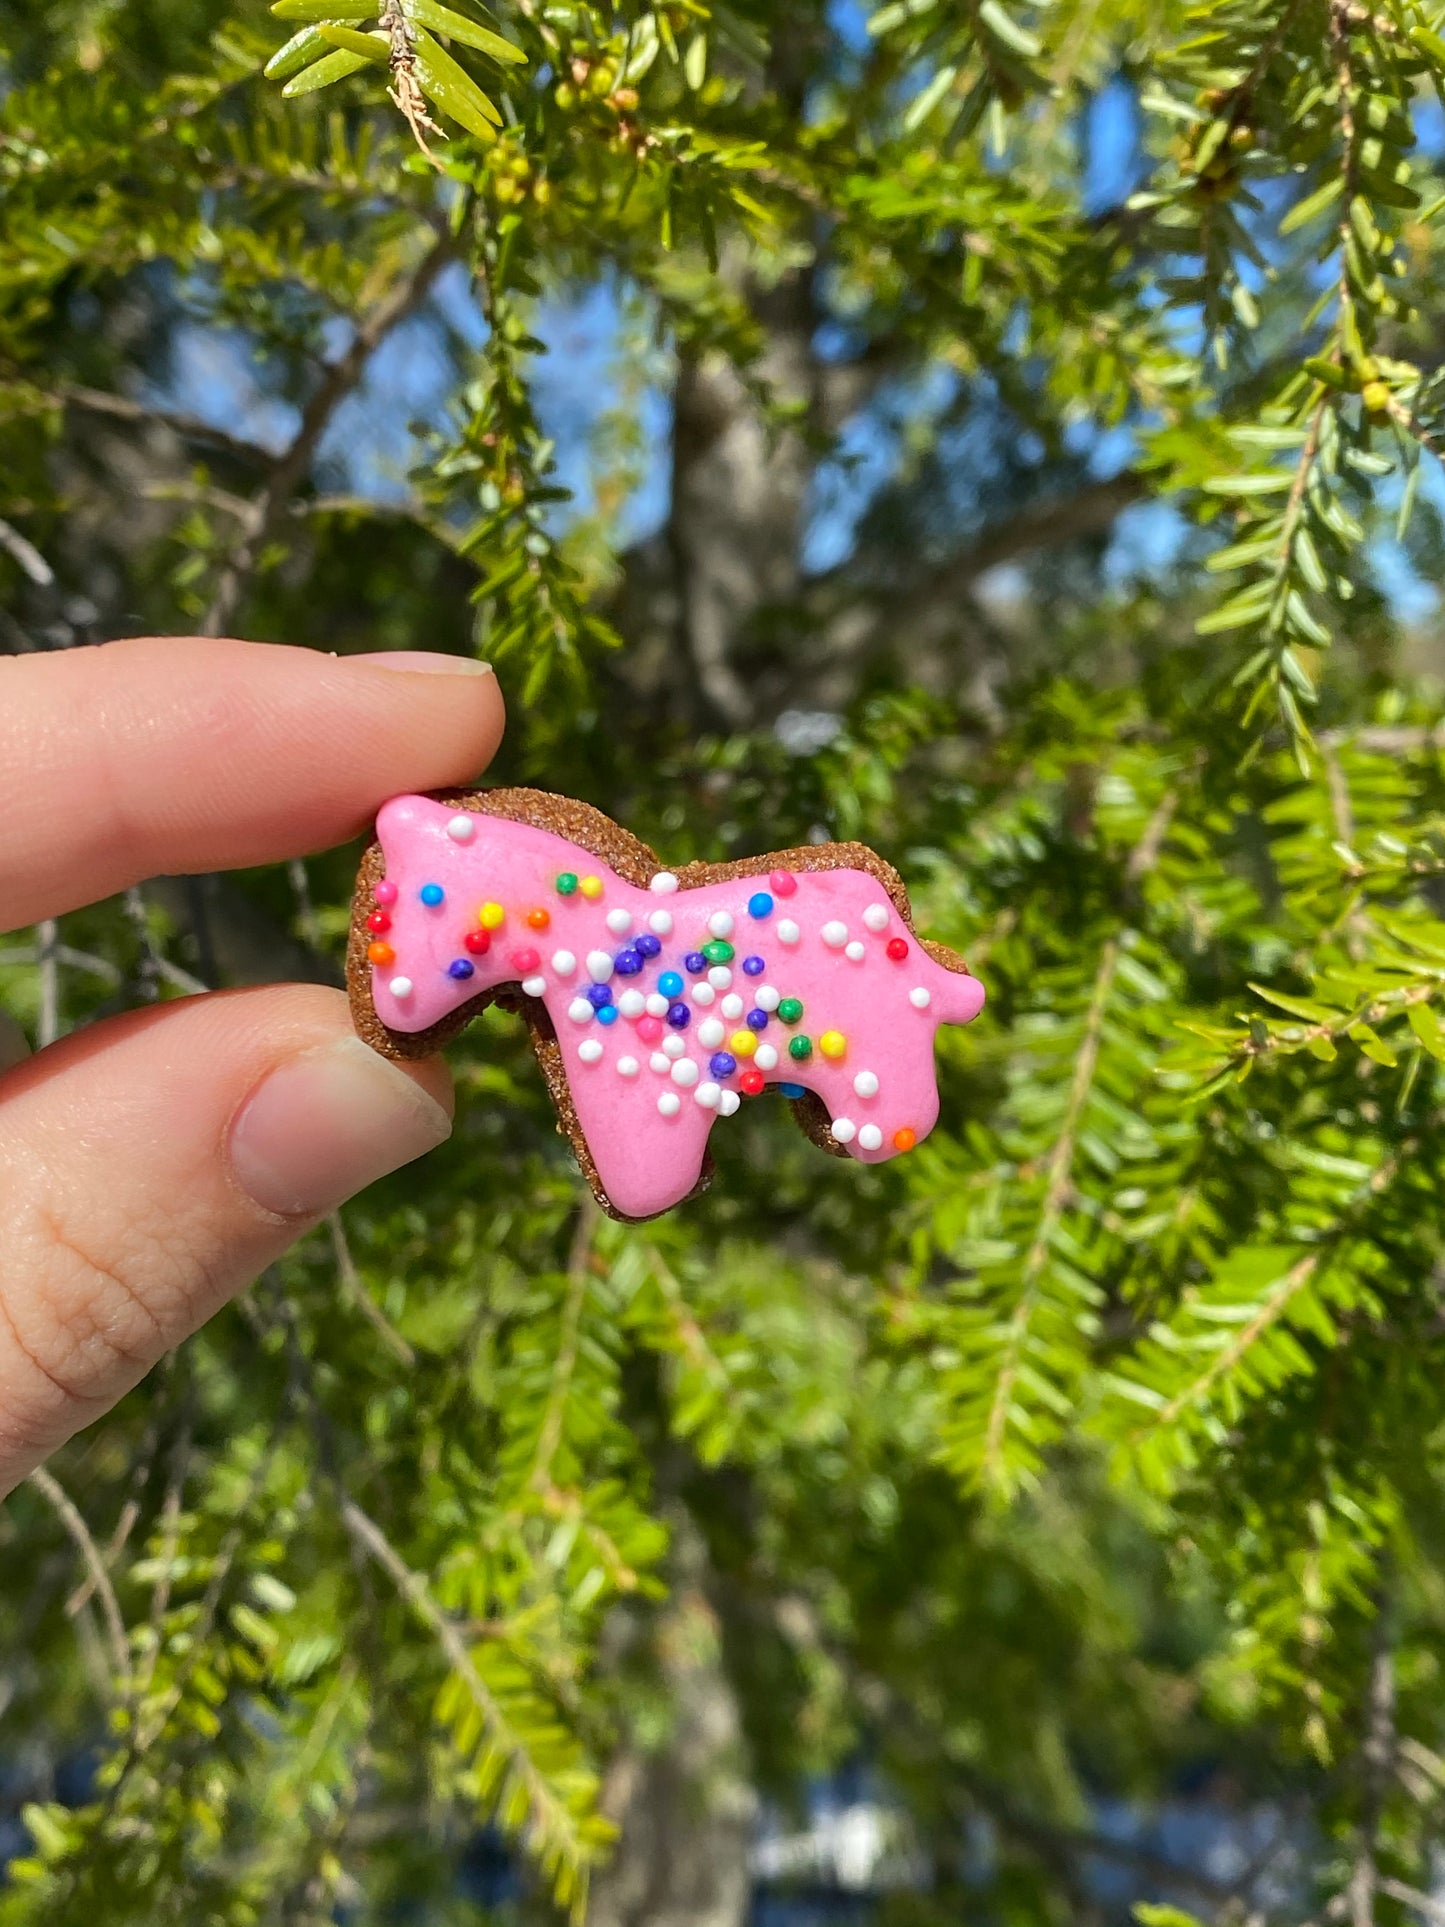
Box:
0 515 54 587
328 1213 416 1368
201 226 459 636
529 1200 601 1492
57 384 281 469
1346 1580 1396 1927
35 918 59 1048
27 1466 130 1685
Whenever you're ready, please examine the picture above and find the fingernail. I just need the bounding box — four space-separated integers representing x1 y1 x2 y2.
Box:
230 1037 452 1219
359 651 493 675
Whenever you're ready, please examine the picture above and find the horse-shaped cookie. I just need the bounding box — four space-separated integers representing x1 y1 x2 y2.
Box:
349 789 985 1222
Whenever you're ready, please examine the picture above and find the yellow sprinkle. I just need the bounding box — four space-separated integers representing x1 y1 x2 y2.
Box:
730 1029 757 1058
478 901 505 929
579 875 604 900
819 1030 847 1060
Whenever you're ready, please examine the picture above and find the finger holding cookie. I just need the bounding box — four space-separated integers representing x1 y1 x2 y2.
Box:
0 637 503 1496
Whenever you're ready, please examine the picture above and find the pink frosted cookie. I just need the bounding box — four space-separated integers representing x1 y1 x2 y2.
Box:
348 788 985 1223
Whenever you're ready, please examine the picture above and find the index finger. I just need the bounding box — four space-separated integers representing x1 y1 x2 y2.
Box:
0 638 505 931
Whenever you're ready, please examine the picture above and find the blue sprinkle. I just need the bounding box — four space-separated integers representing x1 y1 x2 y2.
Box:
614 947 644 976
585 983 614 1009
710 1052 738 1078
635 932 662 959
683 951 708 975
596 1004 620 1025
658 970 684 998
742 954 766 976
747 892 774 919
420 882 445 907
448 958 475 980
666 1001 691 1029
779 1081 805 1098
746 1008 769 1031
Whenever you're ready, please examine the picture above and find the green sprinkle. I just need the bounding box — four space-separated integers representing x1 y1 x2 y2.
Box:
788 1034 812 1061
702 939 735 965
555 872 578 895
777 997 804 1025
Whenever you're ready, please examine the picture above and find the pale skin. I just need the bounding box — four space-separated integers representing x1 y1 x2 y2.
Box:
0 636 506 1497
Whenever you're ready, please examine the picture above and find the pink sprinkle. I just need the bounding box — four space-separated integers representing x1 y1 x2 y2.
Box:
770 869 797 897
373 878 398 906
510 946 541 973
636 1015 664 1045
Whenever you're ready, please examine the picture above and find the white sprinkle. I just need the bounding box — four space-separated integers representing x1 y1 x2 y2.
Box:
646 993 671 1017
586 949 614 983
698 1018 726 1049
649 871 680 894
568 997 594 1024
690 983 716 1007
708 909 735 938
754 985 781 1013
522 974 547 998
845 941 866 963
663 1033 687 1059
707 965 733 990
671 1058 700 1087
831 1117 857 1144
695 1081 722 1111
821 920 848 948
617 1056 640 1078
606 907 633 936
551 949 577 976
853 1070 880 1099
658 1091 682 1116
909 986 932 1010
650 1052 671 1074
721 994 745 1020
649 908 674 936
445 814 476 842
618 989 647 1018
754 1044 779 1071
862 903 891 933
778 919 801 946
578 1039 604 1065
718 1089 741 1118
388 976 413 998
858 1124 883 1151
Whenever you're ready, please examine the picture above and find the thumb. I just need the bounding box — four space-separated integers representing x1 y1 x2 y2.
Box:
0 985 451 1493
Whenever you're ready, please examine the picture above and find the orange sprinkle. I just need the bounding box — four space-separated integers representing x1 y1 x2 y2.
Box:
893 1127 916 1152
367 941 395 967
527 906 551 930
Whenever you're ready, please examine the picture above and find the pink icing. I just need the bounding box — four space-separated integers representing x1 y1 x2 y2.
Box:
366 796 986 1219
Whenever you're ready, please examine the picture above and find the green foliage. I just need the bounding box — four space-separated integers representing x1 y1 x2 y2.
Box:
14 0 1445 1921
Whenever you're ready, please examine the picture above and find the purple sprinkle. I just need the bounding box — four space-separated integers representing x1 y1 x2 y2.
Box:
709 1052 738 1078
746 1008 769 1031
666 1001 691 1029
742 954 766 976
585 982 614 1009
684 951 708 974
448 958 475 980
614 947 644 975
635 932 662 959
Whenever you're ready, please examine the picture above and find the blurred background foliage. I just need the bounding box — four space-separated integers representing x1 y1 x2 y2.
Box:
13 0 1445 1922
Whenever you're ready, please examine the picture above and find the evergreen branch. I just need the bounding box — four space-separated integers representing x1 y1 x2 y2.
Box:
336 1495 601 1912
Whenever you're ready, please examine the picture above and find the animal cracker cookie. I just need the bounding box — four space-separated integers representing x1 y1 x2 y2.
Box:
348 788 986 1222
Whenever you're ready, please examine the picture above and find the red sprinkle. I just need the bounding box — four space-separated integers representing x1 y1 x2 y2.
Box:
511 946 541 974
740 1069 766 1096
366 910 392 934
769 869 798 897
886 937 909 961
464 929 492 955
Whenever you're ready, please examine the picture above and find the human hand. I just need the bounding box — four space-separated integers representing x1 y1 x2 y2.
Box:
0 637 505 1496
